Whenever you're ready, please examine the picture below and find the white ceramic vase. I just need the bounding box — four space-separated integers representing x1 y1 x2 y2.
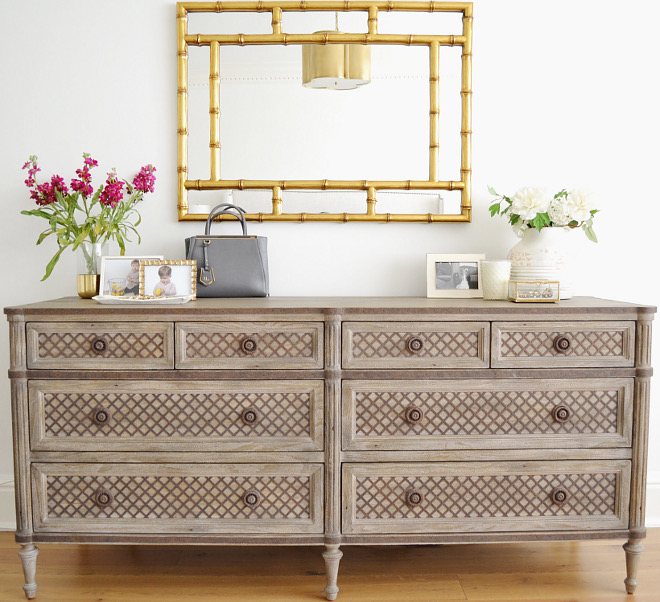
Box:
507 227 574 299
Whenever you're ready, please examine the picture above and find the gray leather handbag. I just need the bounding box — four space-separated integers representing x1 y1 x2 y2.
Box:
185 203 269 297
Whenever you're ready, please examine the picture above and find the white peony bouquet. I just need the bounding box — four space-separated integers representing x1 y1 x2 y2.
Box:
488 186 598 242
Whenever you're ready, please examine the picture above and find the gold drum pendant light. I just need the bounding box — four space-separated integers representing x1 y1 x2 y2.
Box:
302 13 370 90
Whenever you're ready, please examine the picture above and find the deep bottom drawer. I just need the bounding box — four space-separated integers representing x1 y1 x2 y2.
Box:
342 461 630 534
33 463 324 534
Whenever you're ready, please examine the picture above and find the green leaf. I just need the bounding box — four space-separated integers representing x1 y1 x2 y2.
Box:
489 203 501 217
530 213 550 231
36 229 54 245
41 246 67 281
22 208 53 220
583 222 598 243
487 185 499 196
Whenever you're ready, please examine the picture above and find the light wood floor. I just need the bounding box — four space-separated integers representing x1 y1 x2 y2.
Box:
1 530 659 601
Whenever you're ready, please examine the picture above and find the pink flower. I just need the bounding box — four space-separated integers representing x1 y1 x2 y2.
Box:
33 182 57 206
99 171 124 208
70 155 96 197
22 157 41 188
50 175 69 196
132 164 156 194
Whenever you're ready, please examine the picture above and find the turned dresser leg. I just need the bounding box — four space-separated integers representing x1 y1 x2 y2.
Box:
322 544 343 601
18 544 39 600
623 539 644 594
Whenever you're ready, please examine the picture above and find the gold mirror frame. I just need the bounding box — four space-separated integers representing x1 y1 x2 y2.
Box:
177 1 473 223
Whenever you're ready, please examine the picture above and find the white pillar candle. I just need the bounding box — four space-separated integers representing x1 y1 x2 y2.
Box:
480 260 511 300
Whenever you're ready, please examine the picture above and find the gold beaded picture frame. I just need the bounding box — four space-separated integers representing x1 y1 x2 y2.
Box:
139 260 197 299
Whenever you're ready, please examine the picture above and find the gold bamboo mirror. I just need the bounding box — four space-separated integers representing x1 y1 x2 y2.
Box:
177 1 473 223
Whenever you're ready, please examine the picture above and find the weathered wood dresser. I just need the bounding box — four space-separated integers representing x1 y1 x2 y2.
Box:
5 296 654 599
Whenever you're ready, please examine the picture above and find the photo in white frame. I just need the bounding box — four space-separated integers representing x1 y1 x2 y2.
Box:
426 253 485 298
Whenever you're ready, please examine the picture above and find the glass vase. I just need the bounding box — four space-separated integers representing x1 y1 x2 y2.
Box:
76 241 106 298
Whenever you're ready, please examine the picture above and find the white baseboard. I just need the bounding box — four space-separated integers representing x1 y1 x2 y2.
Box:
0 475 16 531
646 471 660 528
1 474 659 532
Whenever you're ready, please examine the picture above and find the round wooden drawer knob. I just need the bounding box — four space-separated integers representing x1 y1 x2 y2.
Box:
405 488 425 508
241 337 258 354
550 486 569 506
553 335 571 354
94 488 114 508
552 405 571 424
406 336 424 354
91 337 108 355
92 407 112 426
241 408 260 426
404 406 424 425
242 489 262 508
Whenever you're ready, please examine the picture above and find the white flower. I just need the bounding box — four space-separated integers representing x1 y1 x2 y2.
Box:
566 189 595 222
547 196 573 226
512 221 529 238
510 186 552 221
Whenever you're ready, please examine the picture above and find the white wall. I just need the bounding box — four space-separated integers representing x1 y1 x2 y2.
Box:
0 0 658 528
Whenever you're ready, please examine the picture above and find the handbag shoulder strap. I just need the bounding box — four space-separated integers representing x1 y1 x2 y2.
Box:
205 203 248 236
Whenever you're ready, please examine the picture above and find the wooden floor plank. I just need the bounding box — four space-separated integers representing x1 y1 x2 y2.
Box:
0 529 658 601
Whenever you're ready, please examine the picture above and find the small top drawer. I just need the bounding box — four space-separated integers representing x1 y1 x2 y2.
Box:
26 322 174 370
492 321 635 368
342 322 490 369
176 322 324 369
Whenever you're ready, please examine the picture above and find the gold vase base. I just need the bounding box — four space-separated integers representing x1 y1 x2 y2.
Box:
77 274 100 299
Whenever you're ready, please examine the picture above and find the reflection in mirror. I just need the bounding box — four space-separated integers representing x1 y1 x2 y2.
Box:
178 2 473 223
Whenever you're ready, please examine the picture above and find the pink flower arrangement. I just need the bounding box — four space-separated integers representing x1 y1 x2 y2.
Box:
22 153 156 280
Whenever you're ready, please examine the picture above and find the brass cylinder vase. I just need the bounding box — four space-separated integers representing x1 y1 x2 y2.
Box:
77 274 101 298
76 241 106 298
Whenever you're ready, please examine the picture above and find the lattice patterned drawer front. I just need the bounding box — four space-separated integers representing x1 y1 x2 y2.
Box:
33 463 323 534
176 322 324 369
342 461 631 534
29 380 324 452
342 378 633 451
26 322 174 369
492 321 635 368
342 322 489 369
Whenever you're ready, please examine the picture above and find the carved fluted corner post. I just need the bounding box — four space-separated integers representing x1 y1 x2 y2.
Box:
322 544 343 601
623 539 644 594
18 544 39 600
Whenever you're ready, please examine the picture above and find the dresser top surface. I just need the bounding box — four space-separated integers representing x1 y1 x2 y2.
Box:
4 296 656 319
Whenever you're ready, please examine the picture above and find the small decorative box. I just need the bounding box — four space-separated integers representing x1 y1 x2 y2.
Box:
508 280 560 303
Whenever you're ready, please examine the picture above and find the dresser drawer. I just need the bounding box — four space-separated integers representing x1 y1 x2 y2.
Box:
29 380 324 452
492 321 635 368
342 322 489 369
26 322 174 370
342 461 631 534
33 463 324 534
342 378 633 451
176 322 324 369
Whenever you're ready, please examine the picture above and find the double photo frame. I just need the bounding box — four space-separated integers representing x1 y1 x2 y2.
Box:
99 256 197 300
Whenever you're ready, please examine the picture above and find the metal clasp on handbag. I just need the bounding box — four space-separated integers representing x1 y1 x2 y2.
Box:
199 239 215 286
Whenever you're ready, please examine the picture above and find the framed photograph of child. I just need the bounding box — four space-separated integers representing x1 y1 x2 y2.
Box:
139 260 197 299
99 255 164 297
426 253 485 298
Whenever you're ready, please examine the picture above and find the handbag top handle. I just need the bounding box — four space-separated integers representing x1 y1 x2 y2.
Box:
205 203 248 236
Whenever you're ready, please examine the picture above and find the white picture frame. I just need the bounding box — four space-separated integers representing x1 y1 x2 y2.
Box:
426 253 485 298
99 255 164 297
